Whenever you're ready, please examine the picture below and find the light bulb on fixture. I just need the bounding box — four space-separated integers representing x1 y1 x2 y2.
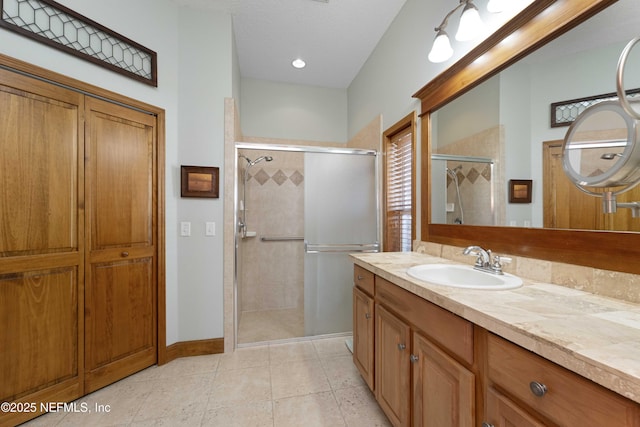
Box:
455 1 484 41
427 0 488 63
428 30 454 63
292 58 306 69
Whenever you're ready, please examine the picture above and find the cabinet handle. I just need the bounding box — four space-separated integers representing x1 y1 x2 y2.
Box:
481 423 494 427
121 251 129 257
357 275 364 280
398 343 406 351
410 354 419 363
529 381 548 397
365 313 371 319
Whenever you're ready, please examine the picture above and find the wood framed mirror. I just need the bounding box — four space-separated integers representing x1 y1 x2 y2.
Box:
413 0 640 275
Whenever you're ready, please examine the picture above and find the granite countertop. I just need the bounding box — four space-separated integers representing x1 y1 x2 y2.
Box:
351 251 640 404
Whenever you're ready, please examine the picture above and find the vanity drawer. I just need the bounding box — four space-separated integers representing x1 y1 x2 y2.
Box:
487 333 640 427
353 264 375 296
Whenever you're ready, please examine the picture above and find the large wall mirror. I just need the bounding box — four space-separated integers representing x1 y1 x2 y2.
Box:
414 0 640 274
429 0 640 231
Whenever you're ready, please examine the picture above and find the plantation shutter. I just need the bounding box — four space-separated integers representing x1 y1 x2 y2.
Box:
384 126 413 252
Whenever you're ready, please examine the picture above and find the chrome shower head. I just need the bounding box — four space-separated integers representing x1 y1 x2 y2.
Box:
239 155 274 166
250 155 273 166
446 165 462 179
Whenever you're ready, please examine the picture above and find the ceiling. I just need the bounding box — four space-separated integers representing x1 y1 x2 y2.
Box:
171 0 407 89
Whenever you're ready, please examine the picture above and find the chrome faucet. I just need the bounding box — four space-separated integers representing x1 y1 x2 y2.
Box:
462 245 510 275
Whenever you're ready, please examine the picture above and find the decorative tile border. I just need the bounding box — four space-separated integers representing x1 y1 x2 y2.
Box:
249 168 304 186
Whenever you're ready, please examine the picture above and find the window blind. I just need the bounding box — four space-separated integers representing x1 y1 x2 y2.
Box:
384 127 413 252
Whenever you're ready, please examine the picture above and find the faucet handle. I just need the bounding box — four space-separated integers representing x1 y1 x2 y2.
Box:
491 255 512 274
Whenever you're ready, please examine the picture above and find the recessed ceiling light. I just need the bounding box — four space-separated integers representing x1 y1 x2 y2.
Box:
292 58 306 69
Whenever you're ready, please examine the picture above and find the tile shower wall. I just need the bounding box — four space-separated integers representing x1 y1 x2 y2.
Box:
437 125 506 225
238 150 305 314
446 161 493 225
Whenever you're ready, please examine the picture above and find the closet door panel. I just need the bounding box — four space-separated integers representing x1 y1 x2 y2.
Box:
87 258 154 368
84 98 157 393
0 268 78 401
89 109 154 249
0 71 84 426
0 85 79 255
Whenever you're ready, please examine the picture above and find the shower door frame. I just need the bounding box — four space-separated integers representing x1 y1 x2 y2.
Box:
233 142 380 349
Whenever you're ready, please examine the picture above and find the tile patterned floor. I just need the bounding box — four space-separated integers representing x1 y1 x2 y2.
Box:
238 308 304 344
22 336 390 426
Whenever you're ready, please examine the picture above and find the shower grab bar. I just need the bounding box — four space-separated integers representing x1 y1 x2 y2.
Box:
260 236 304 242
305 243 380 253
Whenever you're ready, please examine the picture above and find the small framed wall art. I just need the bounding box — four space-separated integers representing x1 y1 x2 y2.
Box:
181 166 219 198
508 179 532 203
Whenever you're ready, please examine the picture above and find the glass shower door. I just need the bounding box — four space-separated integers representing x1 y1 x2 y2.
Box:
303 151 379 336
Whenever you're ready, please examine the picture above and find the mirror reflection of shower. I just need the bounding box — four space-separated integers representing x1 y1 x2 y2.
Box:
239 154 273 237
446 165 464 224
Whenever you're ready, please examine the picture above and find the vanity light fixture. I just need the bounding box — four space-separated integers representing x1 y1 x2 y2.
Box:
292 58 306 69
428 0 500 63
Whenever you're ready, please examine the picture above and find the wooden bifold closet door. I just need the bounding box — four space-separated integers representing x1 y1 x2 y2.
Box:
83 97 157 393
0 68 158 425
0 71 85 423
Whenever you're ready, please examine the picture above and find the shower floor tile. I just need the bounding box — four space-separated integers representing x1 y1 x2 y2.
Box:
238 307 304 344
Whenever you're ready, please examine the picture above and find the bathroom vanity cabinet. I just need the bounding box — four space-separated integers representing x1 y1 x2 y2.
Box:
485 333 640 427
352 263 640 427
353 265 375 390
354 266 475 427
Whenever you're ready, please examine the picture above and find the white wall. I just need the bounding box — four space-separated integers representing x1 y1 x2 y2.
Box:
176 9 234 341
0 0 235 345
240 78 348 143
500 63 533 226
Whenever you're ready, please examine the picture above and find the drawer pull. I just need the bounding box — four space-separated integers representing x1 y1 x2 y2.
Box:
410 354 419 363
121 251 129 257
529 381 548 397
365 313 371 319
398 343 406 351
481 423 494 427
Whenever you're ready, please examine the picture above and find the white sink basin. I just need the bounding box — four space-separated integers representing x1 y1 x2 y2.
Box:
406 264 522 290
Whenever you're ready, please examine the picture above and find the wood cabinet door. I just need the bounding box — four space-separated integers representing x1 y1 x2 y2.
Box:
375 304 411 427
0 72 84 426
485 387 545 427
412 332 475 427
84 97 157 393
353 287 374 390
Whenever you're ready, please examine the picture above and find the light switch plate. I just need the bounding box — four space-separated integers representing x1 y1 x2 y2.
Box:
180 221 191 236
206 222 215 236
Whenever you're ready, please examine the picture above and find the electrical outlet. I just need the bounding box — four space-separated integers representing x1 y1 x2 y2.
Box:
180 221 191 236
206 222 215 236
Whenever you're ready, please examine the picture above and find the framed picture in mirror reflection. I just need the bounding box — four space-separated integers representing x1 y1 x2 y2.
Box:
509 179 532 204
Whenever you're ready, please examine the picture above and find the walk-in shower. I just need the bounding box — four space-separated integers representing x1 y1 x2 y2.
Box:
235 144 379 346
432 154 495 226
238 154 273 238
446 165 464 224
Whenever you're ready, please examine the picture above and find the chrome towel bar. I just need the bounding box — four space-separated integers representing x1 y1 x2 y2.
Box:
260 236 304 242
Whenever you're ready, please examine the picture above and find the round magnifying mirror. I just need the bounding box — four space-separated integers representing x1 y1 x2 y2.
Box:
562 100 640 188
